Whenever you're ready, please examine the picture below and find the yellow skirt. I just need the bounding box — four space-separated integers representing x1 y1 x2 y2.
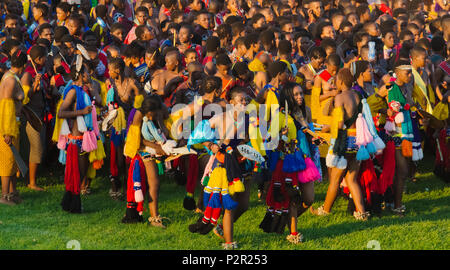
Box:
0 135 19 177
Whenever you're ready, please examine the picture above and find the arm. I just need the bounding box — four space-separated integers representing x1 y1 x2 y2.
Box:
58 89 92 119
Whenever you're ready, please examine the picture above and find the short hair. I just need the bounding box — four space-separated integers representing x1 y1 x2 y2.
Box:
309 46 327 59
57 2 71 13
260 29 275 46
34 3 49 18
320 38 337 51
326 54 341 67
161 0 177 8
29 45 47 61
184 48 197 59
251 13 265 26
228 86 247 100
95 5 108 18
4 14 18 23
216 23 231 40
136 6 149 15
399 30 413 41
201 76 222 94
392 8 407 18
38 23 53 35
124 42 145 58
356 4 369 18
353 31 369 46
54 26 69 43
410 46 427 58
415 38 431 51
337 68 354 88
109 57 125 73
110 22 125 33
268 61 288 78
244 33 259 49
215 53 231 66
11 49 27 68
2 39 21 55
235 37 246 48
278 40 292 56
205 36 220 53
431 35 446 52
135 25 148 39
231 22 245 37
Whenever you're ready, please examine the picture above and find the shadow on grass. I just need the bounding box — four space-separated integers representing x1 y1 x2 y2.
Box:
299 197 449 242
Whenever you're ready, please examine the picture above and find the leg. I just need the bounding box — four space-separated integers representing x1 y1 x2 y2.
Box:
116 145 126 195
394 149 409 209
322 167 345 213
344 156 365 213
297 181 315 216
26 123 44 191
144 159 160 218
0 176 14 205
232 176 252 223
289 202 297 233
223 209 233 244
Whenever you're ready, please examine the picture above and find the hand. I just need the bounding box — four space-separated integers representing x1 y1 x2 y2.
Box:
33 74 42 91
155 144 166 156
79 105 92 116
330 89 339 97
3 135 12 145
281 127 288 135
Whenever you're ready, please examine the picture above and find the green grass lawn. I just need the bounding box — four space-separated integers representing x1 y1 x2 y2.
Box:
0 154 449 250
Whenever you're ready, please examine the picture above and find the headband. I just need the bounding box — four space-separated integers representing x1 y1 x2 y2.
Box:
395 65 412 71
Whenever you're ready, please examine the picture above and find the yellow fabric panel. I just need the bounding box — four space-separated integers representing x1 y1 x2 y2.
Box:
92 77 107 106
248 58 265 72
0 135 19 176
89 139 106 162
124 124 141 158
367 93 387 116
427 84 436 106
264 90 279 122
112 107 127 132
330 106 344 139
164 108 184 139
304 94 311 108
52 99 63 142
23 0 30 20
269 110 297 143
310 86 321 122
432 102 449 121
87 164 96 179
134 94 144 109
0 98 19 138
412 68 433 113
22 85 31 105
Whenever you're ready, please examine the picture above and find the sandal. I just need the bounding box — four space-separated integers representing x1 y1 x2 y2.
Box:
213 224 224 240
222 242 238 250
148 215 170 229
0 194 16 206
310 205 330 216
286 233 304 244
392 205 406 216
9 192 22 204
353 211 370 221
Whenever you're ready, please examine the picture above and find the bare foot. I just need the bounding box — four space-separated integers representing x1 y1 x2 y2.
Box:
27 185 45 191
